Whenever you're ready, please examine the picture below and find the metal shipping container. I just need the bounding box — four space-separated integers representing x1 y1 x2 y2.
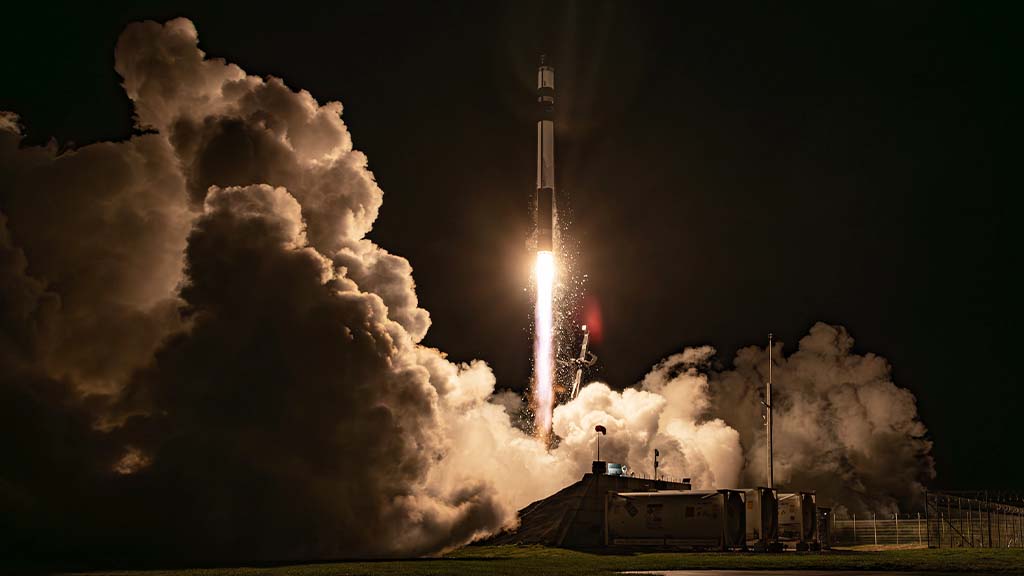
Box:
743 487 780 551
778 491 819 550
605 490 746 550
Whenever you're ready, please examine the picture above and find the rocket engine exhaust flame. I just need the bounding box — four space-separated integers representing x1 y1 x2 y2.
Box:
533 250 556 440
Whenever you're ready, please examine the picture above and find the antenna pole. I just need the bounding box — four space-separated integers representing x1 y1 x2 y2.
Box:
766 332 774 489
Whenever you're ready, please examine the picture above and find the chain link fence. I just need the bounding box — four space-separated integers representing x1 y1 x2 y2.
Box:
832 513 927 546
829 492 1024 548
925 491 1024 548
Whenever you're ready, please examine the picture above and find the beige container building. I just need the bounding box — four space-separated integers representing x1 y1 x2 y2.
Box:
605 490 746 550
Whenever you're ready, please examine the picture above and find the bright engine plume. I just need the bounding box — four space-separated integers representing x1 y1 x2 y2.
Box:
534 250 556 439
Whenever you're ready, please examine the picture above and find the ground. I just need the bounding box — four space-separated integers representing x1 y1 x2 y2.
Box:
57 545 1024 575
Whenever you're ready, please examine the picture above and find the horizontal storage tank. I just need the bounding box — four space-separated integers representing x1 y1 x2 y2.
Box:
605 490 746 550
743 487 779 550
778 491 818 550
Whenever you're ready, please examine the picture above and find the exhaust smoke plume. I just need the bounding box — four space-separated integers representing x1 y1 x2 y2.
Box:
710 323 936 513
548 326 934 512
0 18 932 564
0 19 569 563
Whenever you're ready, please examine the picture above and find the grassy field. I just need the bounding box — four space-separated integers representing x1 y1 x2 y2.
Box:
60 545 1024 576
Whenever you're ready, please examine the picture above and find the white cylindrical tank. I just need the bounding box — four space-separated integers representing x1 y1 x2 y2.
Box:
605 490 746 550
778 491 818 550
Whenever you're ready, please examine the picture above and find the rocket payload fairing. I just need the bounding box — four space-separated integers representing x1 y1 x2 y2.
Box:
536 56 556 252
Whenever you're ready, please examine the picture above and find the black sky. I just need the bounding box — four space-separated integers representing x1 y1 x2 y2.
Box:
3 1 1017 490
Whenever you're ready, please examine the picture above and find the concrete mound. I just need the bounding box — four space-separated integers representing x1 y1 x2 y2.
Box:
484 473 691 548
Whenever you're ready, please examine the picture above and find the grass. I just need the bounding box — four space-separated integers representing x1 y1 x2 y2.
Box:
60 545 1024 576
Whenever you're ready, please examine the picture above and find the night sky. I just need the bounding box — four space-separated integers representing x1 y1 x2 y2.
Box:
3 0 1017 494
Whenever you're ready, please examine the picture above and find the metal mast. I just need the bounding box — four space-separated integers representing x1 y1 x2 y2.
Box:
766 332 774 489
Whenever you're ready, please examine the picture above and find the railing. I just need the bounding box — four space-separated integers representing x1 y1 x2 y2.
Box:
619 471 691 485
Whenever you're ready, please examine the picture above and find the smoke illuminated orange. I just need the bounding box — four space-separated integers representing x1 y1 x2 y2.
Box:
533 251 555 440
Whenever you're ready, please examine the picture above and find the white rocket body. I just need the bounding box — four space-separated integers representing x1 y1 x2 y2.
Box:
537 59 555 252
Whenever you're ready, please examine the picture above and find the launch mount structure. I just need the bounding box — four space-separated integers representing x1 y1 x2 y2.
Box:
567 325 598 400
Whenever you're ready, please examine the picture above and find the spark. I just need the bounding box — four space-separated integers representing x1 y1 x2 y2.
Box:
534 250 555 441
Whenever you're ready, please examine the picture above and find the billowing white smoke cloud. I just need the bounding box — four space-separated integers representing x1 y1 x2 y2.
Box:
0 18 932 565
0 119 190 396
549 346 744 489
710 323 935 513
0 18 570 562
553 324 934 513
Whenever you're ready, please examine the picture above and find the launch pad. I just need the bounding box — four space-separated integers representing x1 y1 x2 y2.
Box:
485 472 691 548
485 467 824 553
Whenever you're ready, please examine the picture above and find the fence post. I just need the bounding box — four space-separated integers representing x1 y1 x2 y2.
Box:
968 500 974 546
987 493 993 548
980 498 986 547
1011 508 1019 545
995 502 999 548
925 491 931 548
996 504 1003 548
958 497 965 547
853 514 857 544
873 513 878 546
895 512 899 545
947 497 953 547
918 512 922 544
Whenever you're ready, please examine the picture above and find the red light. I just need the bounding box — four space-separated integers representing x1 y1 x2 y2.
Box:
583 294 603 344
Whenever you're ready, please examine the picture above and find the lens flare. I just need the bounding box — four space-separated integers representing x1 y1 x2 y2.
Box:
534 251 556 441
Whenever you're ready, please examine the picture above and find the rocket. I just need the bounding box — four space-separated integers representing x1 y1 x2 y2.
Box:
536 55 555 252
